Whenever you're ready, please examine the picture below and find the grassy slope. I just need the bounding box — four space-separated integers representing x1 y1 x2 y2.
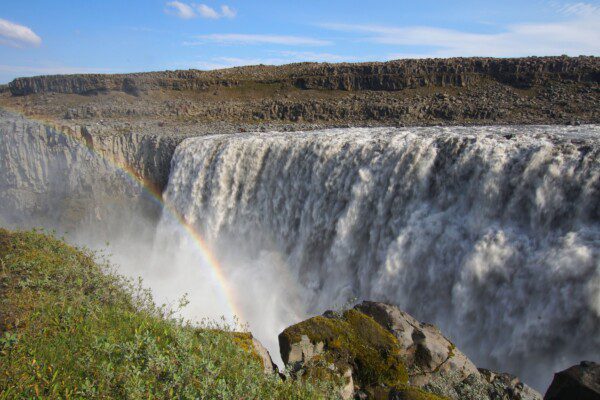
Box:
0 229 338 399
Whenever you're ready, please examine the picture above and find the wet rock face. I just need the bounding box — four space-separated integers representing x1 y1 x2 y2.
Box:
279 302 542 400
544 361 600 400
0 110 177 240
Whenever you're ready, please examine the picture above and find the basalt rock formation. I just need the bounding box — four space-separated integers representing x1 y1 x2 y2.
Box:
1 56 599 128
8 57 599 95
279 302 542 400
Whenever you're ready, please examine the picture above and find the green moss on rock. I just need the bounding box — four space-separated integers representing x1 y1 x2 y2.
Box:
280 309 409 388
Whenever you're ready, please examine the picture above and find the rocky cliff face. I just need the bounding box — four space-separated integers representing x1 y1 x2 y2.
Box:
8 57 599 95
4 57 598 128
81 125 183 192
0 110 180 240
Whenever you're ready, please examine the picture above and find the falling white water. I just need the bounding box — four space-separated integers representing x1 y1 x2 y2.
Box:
160 125 600 391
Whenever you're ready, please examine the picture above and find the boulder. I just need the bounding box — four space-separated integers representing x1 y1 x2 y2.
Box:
355 302 540 400
279 301 542 400
477 369 542 400
355 301 478 387
544 361 600 400
279 308 413 399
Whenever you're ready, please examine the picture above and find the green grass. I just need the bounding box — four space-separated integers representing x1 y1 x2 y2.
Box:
0 229 339 399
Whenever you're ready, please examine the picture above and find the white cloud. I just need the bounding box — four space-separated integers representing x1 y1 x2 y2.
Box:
165 1 196 19
179 51 357 70
273 50 356 62
554 1 600 16
165 2 236 19
0 18 41 48
197 4 220 19
320 3 600 57
186 34 331 46
220 5 236 18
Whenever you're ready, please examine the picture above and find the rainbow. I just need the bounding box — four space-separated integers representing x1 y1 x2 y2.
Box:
1 107 244 324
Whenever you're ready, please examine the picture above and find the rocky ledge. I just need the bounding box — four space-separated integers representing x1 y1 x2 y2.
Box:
276 301 597 400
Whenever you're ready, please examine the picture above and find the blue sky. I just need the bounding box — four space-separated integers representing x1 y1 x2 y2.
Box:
0 0 599 83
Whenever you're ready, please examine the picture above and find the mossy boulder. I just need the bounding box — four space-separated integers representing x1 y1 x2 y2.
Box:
279 308 419 399
354 301 478 386
389 386 449 400
354 302 541 400
279 302 542 400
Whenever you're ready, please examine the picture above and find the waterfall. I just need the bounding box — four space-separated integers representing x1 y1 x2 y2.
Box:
160 125 600 390
2 110 598 391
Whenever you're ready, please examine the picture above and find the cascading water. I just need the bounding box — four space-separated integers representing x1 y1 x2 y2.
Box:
159 125 600 391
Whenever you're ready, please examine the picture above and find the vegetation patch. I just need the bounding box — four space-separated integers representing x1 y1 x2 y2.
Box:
0 229 338 399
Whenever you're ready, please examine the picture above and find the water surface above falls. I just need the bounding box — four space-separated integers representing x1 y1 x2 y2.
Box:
159 125 600 391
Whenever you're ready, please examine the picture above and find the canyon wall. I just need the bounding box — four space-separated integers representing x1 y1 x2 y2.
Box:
0 110 179 240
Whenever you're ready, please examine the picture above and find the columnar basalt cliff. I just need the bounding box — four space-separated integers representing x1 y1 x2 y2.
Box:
8 57 600 95
2 57 599 128
0 110 179 239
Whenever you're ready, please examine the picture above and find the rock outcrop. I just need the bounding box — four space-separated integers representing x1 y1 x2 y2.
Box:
279 302 541 400
8 57 599 96
544 361 600 400
3 56 599 127
0 110 179 240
